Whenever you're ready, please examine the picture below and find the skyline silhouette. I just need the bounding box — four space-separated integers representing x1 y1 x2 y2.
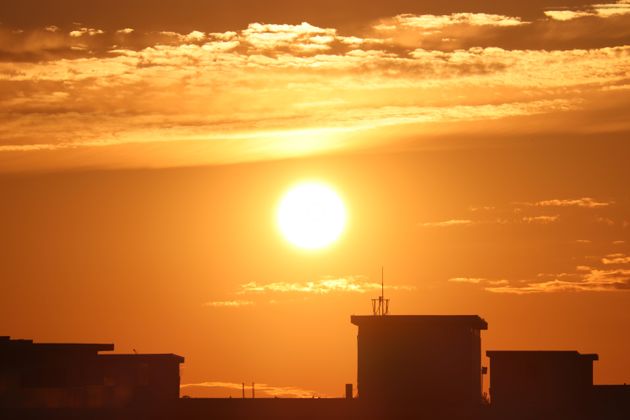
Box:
2 311 629 419
1 0 629 418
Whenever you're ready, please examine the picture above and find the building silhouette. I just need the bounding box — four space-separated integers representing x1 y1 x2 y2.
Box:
352 315 487 409
2 313 630 419
592 385 630 420
486 350 598 418
0 336 183 410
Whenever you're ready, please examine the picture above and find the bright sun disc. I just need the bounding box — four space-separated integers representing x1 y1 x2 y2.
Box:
277 182 346 250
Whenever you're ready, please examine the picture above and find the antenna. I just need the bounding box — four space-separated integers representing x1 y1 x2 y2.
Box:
372 266 389 316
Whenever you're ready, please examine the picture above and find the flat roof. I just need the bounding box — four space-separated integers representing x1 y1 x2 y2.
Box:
0 338 114 352
99 354 185 363
486 351 598 361
33 343 115 352
351 315 488 330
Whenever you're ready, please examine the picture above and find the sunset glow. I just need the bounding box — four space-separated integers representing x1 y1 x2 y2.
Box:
1 0 630 406
277 182 346 250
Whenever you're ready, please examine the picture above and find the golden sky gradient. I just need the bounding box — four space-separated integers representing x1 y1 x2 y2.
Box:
1 0 629 398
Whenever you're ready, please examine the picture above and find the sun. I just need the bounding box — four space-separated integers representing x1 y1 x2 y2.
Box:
277 182 347 250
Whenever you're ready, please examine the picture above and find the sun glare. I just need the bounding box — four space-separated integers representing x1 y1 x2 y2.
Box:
277 182 347 250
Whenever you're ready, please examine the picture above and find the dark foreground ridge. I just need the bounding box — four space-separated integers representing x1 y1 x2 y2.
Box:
2 315 629 420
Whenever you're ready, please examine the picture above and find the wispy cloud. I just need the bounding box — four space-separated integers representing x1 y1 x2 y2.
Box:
596 217 616 226
545 0 630 21
419 196 619 232
375 13 526 31
529 198 612 208
602 253 630 264
1 10 630 171
205 276 415 308
486 268 630 294
448 277 485 284
449 277 509 286
450 265 630 294
240 276 415 294
69 27 105 37
420 214 559 227
242 22 336 52
469 206 496 212
205 300 254 308
419 219 475 228
544 10 597 21
522 215 560 224
180 381 321 398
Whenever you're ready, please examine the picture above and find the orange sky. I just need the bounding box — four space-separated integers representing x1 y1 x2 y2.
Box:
1 0 629 398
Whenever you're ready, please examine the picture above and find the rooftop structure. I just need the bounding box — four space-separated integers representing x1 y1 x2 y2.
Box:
486 350 598 417
351 315 488 409
0 336 183 409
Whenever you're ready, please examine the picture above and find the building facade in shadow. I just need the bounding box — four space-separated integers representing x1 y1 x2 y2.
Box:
0 336 183 409
486 350 598 419
351 314 488 412
2 313 630 420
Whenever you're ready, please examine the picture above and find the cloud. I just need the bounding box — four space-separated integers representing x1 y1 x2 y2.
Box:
448 277 486 284
420 199 612 227
180 381 320 398
69 27 105 37
205 300 254 308
116 28 134 35
469 206 495 212
1 14 630 171
602 253 630 264
184 30 206 42
544 10 596 21
449 245 630 293
545 0 630 21
375 13 526 31
448 277 509 286
485 268 630 293
544 0 630 21
242 22 336 53
596 0 630 17
239 276 415 295
596 217 616 226
419 219 474 228
451 266 630 294
528 198 612 208
522 215 560 224
206 276 416 308
420 217 522 227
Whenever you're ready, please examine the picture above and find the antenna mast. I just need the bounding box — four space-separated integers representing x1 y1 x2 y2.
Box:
372 266 389 316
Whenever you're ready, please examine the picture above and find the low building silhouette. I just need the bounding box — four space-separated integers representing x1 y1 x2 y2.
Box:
592 385 630 419
351 315 488 414
3 312 630 420
486 350 598 419
0 336 183 410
